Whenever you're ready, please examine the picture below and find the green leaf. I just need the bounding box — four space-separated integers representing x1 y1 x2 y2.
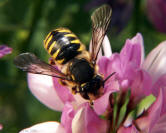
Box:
117 90 130 128
113 93 118 128
123 94 156 127
136 94 156 117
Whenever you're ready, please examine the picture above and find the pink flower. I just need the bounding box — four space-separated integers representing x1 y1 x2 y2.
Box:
20 33 166 133
20 35 117 133
0 45 12 131
0 124 3 130
107 33 166 132
0 45 12 58
19 122 65 133
20 103 108 133
147 0 166 33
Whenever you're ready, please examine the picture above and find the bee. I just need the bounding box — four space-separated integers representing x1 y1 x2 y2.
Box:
14 5 114 103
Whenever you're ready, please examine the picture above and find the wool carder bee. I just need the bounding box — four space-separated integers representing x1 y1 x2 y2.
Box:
14 5 114 103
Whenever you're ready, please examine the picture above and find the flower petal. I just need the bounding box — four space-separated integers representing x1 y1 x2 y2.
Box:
89 35 112 60
105 34 145 92
102 35 112 57
130 70 152 101
120 33 143 69
98 56 119 90
0 45 12 58
72 103 108 133
72 94 88 107
95 57 119 115
19 121 65 133
117 125 139 133
52 77 75 104
28 73 64 111
135 88 163 133
98 56 112 77
93 81 119 115
0 124 3 130
131 33 144 64
152 74 166 114
151 114 166 133
143 41 166 83
53 78 88 107
106 53 134 90
61 103 76 133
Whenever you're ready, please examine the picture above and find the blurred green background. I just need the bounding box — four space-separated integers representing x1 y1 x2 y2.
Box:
0 0 166 132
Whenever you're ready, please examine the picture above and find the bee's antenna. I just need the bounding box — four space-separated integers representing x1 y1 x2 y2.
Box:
103 72 116 83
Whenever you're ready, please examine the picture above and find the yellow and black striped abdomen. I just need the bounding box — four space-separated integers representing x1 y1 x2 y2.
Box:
44 28 85 64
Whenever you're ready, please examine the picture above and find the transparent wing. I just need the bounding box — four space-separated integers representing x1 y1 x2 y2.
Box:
14 53 71 81
90 4 112 64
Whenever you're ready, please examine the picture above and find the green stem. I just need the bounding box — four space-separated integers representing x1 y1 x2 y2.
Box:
110 93 118 133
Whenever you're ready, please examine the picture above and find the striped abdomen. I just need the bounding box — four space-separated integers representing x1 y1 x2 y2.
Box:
44 28 85 64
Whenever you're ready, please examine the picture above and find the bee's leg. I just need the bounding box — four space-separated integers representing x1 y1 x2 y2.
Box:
72 86 77 94
49 57 55 65
89 100 94 106
87 94 95 106
58 79 67 86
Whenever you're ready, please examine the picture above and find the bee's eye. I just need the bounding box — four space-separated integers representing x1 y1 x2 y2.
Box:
80 83 90 91
81 87 84 91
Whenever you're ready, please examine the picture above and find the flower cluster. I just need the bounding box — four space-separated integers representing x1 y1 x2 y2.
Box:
0 45 12 58
20 33 166 133
0 45 12 131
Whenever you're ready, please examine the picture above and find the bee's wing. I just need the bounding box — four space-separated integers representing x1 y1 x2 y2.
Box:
90 4 112 64
14 53 71 81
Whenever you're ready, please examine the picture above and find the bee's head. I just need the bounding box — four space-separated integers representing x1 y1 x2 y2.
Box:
79 75 104 100
79 72 116 100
